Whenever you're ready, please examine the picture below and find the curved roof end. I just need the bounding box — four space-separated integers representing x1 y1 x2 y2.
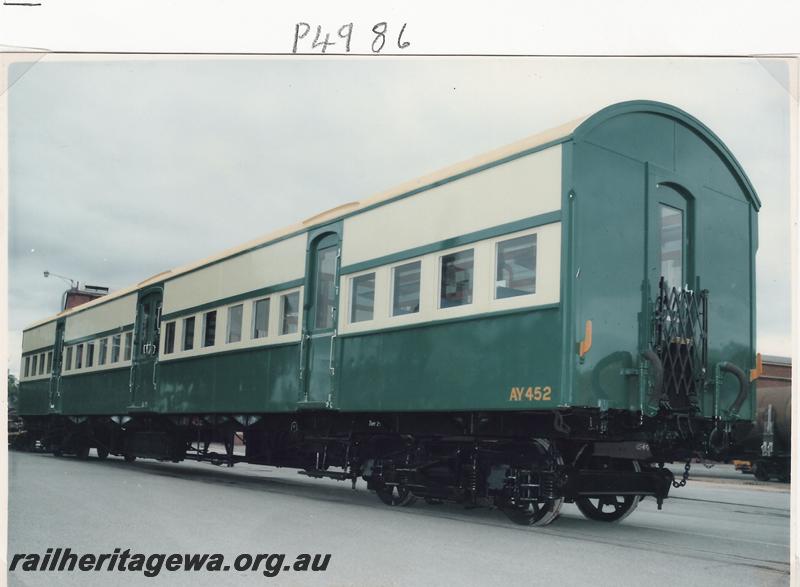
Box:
572 100 761 210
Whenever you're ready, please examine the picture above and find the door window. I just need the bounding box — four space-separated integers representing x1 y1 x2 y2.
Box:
314 246 338 330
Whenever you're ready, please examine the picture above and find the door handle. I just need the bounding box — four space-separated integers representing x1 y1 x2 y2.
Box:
329 332 337 376
299 333 308 381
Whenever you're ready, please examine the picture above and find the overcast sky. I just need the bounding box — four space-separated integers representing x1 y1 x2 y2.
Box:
6 56 792 376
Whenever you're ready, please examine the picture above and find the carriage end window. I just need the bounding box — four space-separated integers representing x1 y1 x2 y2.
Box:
496 234 537 299
31 354 38 376
440 249 474 308
76 344 84 369
350 273 375 323
24 356 30 377
164 322 176 354
38 353 45 375
660 204 684 288
252 298 269 339
46 351 53 373
65 347 73 371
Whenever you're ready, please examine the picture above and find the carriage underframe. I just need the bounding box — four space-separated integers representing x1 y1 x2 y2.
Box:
15 406 750 526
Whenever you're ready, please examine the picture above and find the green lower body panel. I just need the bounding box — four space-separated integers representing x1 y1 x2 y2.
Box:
335 307 564 411
60 368 132 415
17 380 50 415
156 344 300 413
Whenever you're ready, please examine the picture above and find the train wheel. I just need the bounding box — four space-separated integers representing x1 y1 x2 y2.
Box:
500 497 563 526
96 446 109 460
753 462 770 482
499 439 563 527
575 458 640 522
75 443 90 460
375 484 417 507
575 495 639 522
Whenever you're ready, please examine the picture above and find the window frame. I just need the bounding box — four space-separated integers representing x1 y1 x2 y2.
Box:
202 310 217 348
251 298 270 340
124 333 132 361
182 316 196 351
111 335 121 363
98 338 108 365
438 247 475 310
349 272 376 324
226 304 243 344
391 259 422 317
164 321 176 354
279 290 301 336
493 233 538 301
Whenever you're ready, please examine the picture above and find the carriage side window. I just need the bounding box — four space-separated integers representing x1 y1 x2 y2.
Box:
202 310 217 347
39 353 46 375
76 344 84 369
495 234 537 299
393 261 421 316
86 342 95 367
281 292 300 335
350 273 375 323
46 351 53 373
31 354 38 376
24 356 30 377
65 347 73 371
226 305 243 343
164 321 176 354
252 298 269 339
124 333 132 361
99 338 108 365
111 335 121 363
440 249 474 308
660 204 684 288
183 317 195 351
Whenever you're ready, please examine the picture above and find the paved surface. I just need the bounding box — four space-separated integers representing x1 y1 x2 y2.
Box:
7 451 790 586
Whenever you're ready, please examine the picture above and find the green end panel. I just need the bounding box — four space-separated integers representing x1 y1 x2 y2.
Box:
571 105 757 418
60 369 132 415
17 381 50 415
336 308 563 412
156 345 301 414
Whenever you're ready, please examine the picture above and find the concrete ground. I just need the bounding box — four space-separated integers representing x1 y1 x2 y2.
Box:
7 451 790 586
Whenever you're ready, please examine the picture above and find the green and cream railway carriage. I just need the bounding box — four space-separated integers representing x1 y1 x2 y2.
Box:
17 101 761 525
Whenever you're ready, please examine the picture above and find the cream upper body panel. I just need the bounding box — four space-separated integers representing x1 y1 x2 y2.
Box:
22 321 57 353
163 234 307 315
23 116 582 333
341 145 562 268
64 294 137 342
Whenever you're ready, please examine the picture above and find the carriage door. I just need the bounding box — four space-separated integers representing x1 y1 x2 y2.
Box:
130 288 163 409
299 231 341 408
48 318 66 412
646 167 705 411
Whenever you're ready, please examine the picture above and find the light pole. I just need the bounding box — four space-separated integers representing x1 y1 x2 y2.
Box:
43 271 78 311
